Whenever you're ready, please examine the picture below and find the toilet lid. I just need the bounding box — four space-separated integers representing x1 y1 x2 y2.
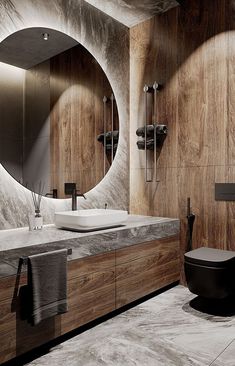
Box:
184 247 235 267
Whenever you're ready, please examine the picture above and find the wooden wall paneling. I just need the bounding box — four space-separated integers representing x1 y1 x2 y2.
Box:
129 20 158 215
70 47 82 193
129 168 155 215
153 9 179 169
0 63 24 183
129 19 154 175
227 12 235 252
50 45 113 196
59 50 72 198
129 11 179 216
177 29 209 167
153 167 179 218
178 166 228 282
93 58 104 185
130 167 179 219
77 47 95 193
177 0 228 271
130 0 235 283
178 167 213 249
50 49 72 198
227 6 235 166
215 166 235 252
23 60 51 192
50 58 60 196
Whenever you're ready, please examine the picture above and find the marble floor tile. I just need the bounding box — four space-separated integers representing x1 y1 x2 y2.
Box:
210 339 235 366
25 286 235 366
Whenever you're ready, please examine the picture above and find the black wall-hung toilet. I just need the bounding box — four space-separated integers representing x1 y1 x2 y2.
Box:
184 247 235 299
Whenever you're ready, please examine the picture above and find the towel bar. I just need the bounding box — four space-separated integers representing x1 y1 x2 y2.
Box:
19 248 72 266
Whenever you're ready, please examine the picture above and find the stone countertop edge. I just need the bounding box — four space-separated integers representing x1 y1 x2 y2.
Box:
0 215 180 279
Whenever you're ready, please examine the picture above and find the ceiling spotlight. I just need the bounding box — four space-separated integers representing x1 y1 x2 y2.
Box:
42 33 49 41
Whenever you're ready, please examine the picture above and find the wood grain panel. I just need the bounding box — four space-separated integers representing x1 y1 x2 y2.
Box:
50 44 115 197
129 0 235 282
116 259 179 308
0 62 24 184
0 293 59 362
0 240 179 363
68 251 115 279
60 283 115 333
23 60 51 192
116 238 180 308
215 166 235 252
0 272 27 301
0 252 115 364
61 253 116 333
116 236 179 264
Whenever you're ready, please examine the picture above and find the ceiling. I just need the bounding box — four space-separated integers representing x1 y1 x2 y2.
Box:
0 28 78 69
0 1 180 69
84 0 180 28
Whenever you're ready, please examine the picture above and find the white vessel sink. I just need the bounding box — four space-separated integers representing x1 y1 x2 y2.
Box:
54 209 128 231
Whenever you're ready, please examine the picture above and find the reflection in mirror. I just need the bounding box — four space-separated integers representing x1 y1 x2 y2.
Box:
0 28 119 198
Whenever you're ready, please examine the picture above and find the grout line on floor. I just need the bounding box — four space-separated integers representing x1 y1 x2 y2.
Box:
208 337 235 366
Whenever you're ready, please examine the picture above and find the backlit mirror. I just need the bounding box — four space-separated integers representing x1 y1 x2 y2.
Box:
0 28 119 198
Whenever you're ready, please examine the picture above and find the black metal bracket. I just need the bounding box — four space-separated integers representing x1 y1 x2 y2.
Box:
19 248 73 266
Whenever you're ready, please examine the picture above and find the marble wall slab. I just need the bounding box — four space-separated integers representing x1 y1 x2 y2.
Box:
84 0 179 27
0 0 129 229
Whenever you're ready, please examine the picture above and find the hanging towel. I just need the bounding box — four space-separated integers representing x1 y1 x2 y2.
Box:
27 248 68 326
105 143 118 151
136 125 168 138
136 125 154 138
137 139 154 150
97 130 119 143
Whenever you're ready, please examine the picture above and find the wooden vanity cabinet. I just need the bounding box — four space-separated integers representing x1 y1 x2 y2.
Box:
0 251 116 364
0 235 179 364
115 236 180 308
60 251 116 334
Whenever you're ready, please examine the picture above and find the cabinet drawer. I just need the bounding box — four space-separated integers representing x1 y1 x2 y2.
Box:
116 236 179 265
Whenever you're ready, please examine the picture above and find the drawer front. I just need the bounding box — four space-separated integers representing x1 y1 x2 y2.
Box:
116 238 180 308
0 253 115 364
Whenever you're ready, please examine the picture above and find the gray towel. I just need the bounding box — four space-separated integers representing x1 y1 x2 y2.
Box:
28 248 68 326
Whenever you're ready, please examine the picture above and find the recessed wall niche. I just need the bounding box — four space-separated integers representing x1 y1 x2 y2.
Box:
0 28 119 198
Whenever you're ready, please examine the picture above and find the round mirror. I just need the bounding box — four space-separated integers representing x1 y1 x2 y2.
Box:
0 28 119 198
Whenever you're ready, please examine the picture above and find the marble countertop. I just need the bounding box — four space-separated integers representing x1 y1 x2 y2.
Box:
0 215 179 278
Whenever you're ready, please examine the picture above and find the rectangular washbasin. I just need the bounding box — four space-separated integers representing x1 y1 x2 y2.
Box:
54 209 128 231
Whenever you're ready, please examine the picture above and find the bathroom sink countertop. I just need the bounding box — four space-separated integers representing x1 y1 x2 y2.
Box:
0 215 179 278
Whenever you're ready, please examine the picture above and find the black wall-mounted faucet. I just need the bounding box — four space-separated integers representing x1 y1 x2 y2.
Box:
64 183 86 211
45 189 58 199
